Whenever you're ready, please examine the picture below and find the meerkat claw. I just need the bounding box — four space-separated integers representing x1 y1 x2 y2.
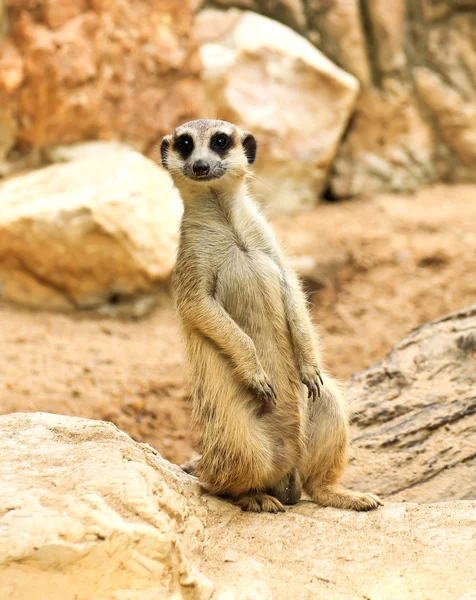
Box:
249 376 277 412
304 380 313 400
262 385 277 408
267 383 277 400
317 370 324 387
304 378 319 402
302 366 325 401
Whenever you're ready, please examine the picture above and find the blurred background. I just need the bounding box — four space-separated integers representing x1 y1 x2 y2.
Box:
0 1 475 467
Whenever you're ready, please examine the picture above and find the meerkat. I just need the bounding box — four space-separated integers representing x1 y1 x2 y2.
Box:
161 119 382 513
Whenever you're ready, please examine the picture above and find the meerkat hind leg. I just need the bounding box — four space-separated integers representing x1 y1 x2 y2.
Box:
302 383 383 512
310 486 383 511
236 492 285 513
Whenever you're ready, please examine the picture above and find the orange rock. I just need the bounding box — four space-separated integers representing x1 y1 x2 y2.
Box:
1 0 204 152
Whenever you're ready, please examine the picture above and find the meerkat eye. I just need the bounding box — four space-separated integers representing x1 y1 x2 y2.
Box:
174 134 194 159
216 135 229 148
211 133 232 155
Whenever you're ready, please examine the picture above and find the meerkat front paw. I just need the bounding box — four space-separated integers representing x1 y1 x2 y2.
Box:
246 369 277 412
300 364 324 401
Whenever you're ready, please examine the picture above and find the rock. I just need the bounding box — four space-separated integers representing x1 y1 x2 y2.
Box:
206 2 476 198
344 304 476 503
412 11 476 178
204 498 476 599
0 0 203 166
44 139 136 164
0 38 25 174
367 0 407 74
415 66 476 174
328 3 476 196
0 412 213 600
286 252 349 293
0 145 182 315
195 9 359 214
211 0 307 31
306 0 371 85
1 412 475 600
329 80 437 198
1 0 6 37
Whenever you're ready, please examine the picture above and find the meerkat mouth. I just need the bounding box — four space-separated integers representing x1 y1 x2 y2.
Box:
184 167 227 182
186 173 225 182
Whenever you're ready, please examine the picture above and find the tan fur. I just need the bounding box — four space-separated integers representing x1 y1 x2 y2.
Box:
162 119 382 513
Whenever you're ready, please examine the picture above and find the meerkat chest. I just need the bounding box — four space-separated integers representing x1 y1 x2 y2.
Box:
216 233 283 307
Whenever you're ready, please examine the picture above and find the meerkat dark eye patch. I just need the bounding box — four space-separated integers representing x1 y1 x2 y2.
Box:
174 134 194 159
242 133 257 164
210 133 233 157
160 138 170 169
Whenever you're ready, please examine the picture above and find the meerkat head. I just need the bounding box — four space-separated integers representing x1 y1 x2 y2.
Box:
160 119 257 195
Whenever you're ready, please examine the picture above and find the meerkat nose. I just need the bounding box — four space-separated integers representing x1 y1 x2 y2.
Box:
193 160 210 177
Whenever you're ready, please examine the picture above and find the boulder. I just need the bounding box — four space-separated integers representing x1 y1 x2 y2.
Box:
329 80 437 198
0 412 213 600
204 498 476 599
195 9 359 214
344 304 476 503
0 0 203 172
209 0 307 31
318 1 476 196
1 412 476 600
0 145 182 316
201 2 476 198
305 0 371 85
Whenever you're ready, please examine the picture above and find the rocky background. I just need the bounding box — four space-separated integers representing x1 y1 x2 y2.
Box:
1 0 476 207
0 1 476 598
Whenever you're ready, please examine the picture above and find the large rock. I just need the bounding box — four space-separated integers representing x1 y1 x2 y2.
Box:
332 3 476 197
209 0 307 31
0 0 203 173
305 0 371 85
0 145 182 315
413 12 476 179
202 2 476 198
1 412 476 600
330 80 437 197
204 499 476 599
195 9 359 214
316 1 476 197
345 304 476 502
0 413 213 600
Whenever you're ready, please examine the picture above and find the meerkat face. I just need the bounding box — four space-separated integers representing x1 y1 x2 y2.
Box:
160 119 257 192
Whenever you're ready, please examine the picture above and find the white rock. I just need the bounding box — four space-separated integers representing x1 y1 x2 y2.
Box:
195 9 359 214
1 412 475 599
0 146 182 315
0 412 213 600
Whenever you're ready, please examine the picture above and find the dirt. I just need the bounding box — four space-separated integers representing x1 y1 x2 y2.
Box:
1 184 475 465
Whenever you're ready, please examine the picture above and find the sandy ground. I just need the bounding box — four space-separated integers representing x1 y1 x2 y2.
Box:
1 184 475 465
203 498 476 599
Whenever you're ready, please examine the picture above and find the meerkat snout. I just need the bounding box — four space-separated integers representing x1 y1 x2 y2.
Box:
161 119 257 191
192 159 210 178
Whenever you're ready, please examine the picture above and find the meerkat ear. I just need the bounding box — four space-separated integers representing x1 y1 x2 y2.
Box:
160 136 172 170
242 133 257 165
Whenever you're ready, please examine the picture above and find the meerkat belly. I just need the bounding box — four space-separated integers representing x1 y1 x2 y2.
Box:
217 248 299 391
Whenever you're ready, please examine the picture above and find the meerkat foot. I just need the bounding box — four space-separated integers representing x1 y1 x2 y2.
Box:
311 486 383 511
236 493 285 513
